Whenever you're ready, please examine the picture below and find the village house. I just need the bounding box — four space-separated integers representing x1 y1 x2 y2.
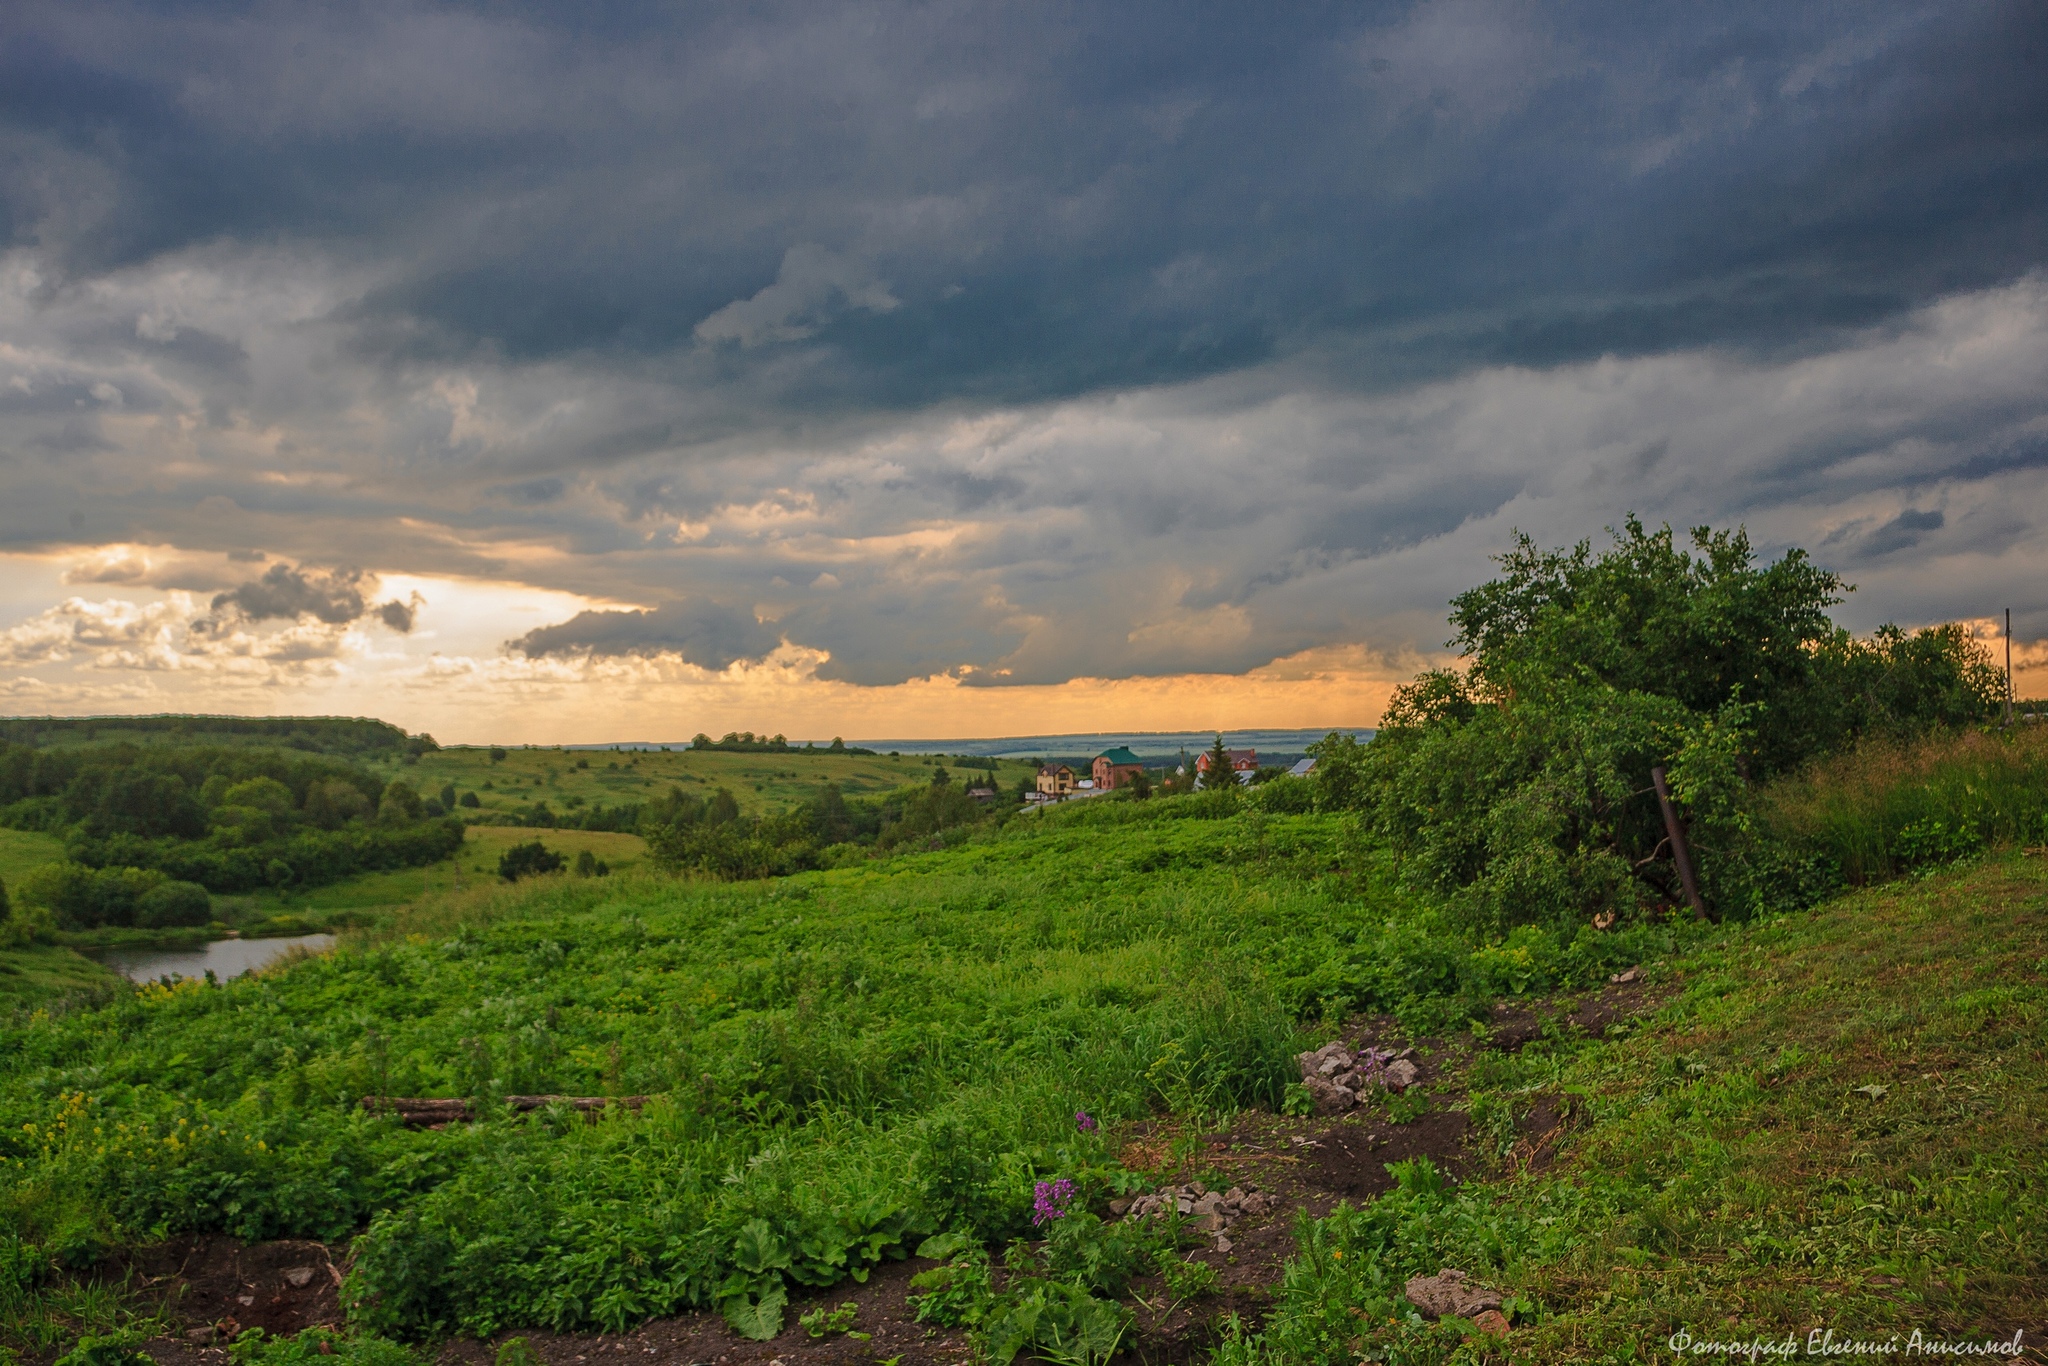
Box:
1034 763 1077 798
1195 747 1259 786
1092 747 1147 790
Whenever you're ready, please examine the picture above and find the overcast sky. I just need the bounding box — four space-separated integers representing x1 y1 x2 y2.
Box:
1 0 2044 741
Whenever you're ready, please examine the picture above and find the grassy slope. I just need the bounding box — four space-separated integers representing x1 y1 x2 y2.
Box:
381 747 1027 820
0 944 121 1008
1231 852 2047 1361
1522 851 2046 1341
0 830 64 888
0 831 124 1006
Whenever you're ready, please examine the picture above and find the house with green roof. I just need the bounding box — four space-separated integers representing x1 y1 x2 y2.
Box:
1092 746 1147 791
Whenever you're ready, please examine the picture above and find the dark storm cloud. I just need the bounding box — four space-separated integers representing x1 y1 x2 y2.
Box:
5 0 2043 408
511 602 781 672
1 0 2045 695
208 563 368 625
1863 508 1945 558
197 561 413 635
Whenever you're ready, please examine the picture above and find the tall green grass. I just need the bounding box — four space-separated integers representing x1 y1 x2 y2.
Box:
0 806 1664 1346
1756 725 2048 884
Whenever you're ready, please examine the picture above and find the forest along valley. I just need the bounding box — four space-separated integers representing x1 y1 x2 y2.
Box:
0 521 2044 1366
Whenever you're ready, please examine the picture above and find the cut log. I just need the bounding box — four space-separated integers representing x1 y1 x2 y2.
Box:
361 1095 650 1127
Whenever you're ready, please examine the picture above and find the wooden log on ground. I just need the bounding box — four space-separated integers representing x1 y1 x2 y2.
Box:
361 1095 651 1127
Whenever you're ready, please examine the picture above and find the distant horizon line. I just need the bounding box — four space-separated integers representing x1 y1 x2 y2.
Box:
0 713 1377 753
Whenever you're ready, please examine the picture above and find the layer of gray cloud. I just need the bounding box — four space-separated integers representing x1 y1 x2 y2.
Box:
513 603 781 672
201 563 416 635
0 0 2044 689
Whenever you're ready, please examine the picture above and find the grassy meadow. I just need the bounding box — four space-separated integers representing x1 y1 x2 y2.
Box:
0 731 2043 1361
0 830 65 890
379 746 1030 822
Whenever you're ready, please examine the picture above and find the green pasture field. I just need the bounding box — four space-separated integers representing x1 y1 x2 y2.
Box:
378 745 1030 820
235 826 653 916
0 828 64 889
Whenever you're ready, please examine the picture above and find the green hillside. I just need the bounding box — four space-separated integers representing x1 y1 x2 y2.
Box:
2 523 2038 1365
385 745 1027 823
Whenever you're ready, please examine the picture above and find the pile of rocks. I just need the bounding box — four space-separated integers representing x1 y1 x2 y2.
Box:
1110 1181 1276 1252
1295 1042 1420 1114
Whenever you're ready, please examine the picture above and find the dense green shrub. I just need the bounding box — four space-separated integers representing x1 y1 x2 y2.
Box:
135 880 213 928
497 841 565 881
1313 519 2008 930
15 863 165 929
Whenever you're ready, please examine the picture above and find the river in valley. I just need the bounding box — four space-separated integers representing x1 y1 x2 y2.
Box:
96 933 336 983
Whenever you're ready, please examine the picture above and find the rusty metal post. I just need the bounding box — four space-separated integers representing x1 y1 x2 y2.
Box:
1651 765 1713 922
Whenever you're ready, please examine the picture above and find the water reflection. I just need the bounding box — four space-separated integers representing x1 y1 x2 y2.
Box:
97 934 336 983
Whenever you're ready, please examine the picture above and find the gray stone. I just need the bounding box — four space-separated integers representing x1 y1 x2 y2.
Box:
1303 1074 1356 1114
1404 1268 1503 1320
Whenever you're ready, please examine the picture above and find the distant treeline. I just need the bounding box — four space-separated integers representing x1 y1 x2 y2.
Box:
0 740 462 921
0 713 432 757
689 732 877 755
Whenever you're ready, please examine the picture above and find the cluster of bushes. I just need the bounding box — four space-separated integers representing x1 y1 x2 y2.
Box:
643 770 1006 880
12 864 212 930
0 742 463 912
495 841 611 881
1306 518 2018 932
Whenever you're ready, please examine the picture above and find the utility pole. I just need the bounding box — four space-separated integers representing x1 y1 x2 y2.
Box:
2007 608 2015 727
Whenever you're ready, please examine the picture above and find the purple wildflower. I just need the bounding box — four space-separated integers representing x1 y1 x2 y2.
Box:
1074 1109 1097 1133
1031 1177 1076 1226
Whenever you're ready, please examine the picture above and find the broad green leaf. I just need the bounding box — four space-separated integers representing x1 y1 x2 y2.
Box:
720 1284 787 1341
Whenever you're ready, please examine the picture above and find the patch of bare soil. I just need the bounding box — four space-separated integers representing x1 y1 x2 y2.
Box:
126 975 1668 1366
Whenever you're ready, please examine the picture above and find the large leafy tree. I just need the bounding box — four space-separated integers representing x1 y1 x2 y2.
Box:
1329 518 2003 931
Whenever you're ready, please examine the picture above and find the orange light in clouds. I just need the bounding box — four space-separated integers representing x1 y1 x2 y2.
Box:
371 644 1429 746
